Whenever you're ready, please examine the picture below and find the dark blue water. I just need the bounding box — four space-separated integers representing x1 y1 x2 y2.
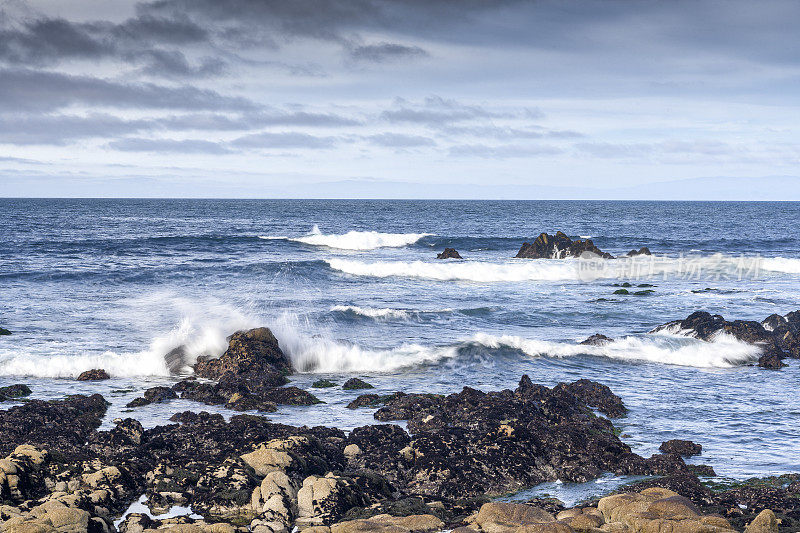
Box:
1 199 799 483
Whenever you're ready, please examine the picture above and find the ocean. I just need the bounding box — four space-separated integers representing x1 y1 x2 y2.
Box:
1 198 799 494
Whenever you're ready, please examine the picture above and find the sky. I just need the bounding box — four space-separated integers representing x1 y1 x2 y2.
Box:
1 0 800 199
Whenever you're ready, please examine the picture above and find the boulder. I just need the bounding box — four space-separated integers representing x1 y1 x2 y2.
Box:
0 384 32 399
659 440 702 457
515 232 613 259
436 248 462 260
194 327 293 380
343 379 374 391
313 380 337 389
76 369 111 381
0 327 10 336
474 502 555 533
758 352 787 369
626 247 652 257
745 509 779 533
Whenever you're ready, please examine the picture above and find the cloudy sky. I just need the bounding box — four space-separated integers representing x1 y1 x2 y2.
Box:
2 0 800 198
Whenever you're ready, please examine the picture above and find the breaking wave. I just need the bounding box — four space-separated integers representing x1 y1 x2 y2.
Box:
327 254 800 282
469 332 761 368
259 225 432 250
330 305 455 321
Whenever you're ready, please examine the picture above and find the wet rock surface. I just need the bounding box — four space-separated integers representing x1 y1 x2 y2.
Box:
77 369 111 381
580 334 613 346
0 369 795 532
516 232 614 259
194 327 294 380
626 246 652 256
342 379 374 391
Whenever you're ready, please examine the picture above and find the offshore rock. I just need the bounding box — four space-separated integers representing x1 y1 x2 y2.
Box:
515 232 614 259
579 334 613 346
626 247 652 256
436 248 462 259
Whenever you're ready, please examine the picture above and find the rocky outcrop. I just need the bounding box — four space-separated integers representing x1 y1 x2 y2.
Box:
0 327 10 336
553 379 627 418
579 334 613 346
659 439 702 456
516 232 613 259
437 248 462 259
194 327 294 380
348 376 686 499
76 369 111 381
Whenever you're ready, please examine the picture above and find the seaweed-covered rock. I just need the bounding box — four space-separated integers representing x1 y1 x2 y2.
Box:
126 386 178 407
436 248 462 260
313 380 337 388
0 394 108 458
516 232 613 259
343 379 374 391
77 368 111 381
296 473 369 526
0 384 32 399
0 327 10 336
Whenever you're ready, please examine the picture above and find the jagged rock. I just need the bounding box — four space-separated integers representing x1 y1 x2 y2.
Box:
296 473 369 526
516 232 613 259
313 380 337 389
579 334 613 346
346 394 388 410
552 379 627 418
192 457 258 521
436 248 462 260
659 440 702 457
343 379 374 391
262 387 322 406
651 310 800 362
194 327 293 380
76 369 110 381
0 327 10 336
626 247 652 256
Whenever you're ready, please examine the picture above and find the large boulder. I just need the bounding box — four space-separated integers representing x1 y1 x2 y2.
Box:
515 232 613 259
76 369 110 381
194 327 293 380
659 440 702 457
296 474 369 526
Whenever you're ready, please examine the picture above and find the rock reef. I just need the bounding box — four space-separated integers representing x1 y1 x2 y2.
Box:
516 232 614 259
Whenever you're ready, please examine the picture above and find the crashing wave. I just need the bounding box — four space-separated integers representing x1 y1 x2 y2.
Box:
259 225 432 250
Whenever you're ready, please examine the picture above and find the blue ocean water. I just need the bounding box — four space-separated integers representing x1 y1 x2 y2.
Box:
1 199 799 485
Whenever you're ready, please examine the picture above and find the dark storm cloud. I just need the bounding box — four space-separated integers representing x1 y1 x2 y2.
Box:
349 42 428 63
367 133 436 148
0 69 259 112
231 132 340 149
108 138 234 154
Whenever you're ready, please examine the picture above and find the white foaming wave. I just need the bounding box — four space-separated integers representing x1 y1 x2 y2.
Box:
331 305 411 320
269 314 458 372
0 293 258 378
327 258 579 282
761 257 800 274
259 225 432 250
330 305 455 320
470 332 761 368
328 253 800 282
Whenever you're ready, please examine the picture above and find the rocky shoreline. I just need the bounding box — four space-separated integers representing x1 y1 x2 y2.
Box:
1 326 798 533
